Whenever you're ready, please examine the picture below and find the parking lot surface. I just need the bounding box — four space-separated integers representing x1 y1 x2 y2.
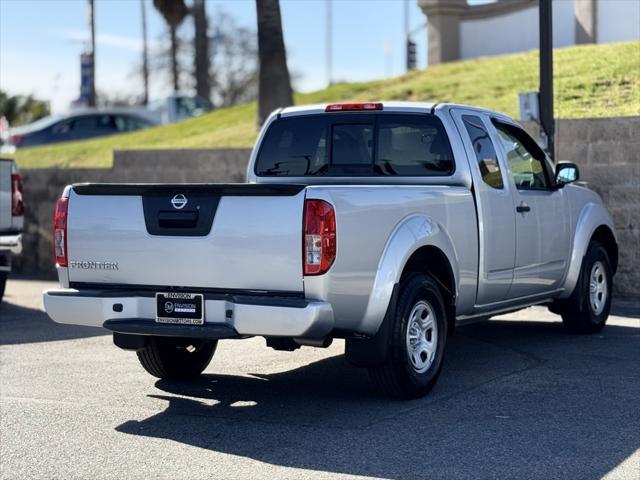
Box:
1 279 638 480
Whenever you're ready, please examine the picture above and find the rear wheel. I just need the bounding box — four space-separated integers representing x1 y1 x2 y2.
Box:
137 337 217 379
557 240 612 334
368 273 447 399
0 272 7 302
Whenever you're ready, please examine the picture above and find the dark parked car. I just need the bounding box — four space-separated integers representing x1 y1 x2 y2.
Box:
7 109 158 148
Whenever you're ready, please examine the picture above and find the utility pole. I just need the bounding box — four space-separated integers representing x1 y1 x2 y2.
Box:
539 0 554 160
88 0 96 107
141 0 149 105
326 0 332 87
404 0 409 40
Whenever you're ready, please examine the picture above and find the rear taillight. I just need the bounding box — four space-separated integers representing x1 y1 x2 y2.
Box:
53 197 69 267
10 134 23 146
11 173 24 216
303 199 336 276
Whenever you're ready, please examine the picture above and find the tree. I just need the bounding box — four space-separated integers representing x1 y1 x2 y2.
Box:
97 90 140 108
255 0 293 125
153 0 189 92
192 0 210 103
0 90 50 126
209 12 258 108
146 9 257 109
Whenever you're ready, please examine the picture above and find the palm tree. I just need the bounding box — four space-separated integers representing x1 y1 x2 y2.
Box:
153 0 188 92
192 0 210 103
255 0 293 125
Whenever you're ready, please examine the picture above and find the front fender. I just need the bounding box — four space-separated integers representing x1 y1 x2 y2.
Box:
360 214 460 335
558 201 616 299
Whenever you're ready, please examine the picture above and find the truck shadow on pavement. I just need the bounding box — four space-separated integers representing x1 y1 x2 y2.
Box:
0 301 106 345
116 319 640 479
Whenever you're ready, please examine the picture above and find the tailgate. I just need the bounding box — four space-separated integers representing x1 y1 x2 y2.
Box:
66 184 306 292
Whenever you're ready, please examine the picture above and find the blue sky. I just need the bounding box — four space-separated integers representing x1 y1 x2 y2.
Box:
0 0 432 113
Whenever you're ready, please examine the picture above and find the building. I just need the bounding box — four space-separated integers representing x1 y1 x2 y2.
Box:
418 0 640 65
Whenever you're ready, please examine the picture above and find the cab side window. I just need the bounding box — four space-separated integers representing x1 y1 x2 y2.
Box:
71 116 99 132
493 121 551 190
462 115 503 189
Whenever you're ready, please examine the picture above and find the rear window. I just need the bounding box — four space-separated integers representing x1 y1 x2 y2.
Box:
255 114 454 177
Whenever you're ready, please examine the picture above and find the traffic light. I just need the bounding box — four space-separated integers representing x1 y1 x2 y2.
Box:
406 39 417 71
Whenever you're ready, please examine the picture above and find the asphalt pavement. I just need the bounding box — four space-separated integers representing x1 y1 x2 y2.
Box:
1 279 638 480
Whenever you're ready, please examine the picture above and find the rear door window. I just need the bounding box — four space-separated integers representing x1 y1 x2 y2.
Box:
70 116 98 132
96 115 117 131
256 113 454 177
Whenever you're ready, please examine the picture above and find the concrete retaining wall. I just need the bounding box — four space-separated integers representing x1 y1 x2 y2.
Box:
15 116 640 296
15 149 251 275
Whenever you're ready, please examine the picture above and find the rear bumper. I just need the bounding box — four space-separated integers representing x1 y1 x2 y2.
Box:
0 232 22 255
42 288 334 339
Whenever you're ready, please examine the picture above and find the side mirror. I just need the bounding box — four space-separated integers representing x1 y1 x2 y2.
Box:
555 161 579 187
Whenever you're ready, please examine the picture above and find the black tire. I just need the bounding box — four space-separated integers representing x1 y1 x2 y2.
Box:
136 337 217 379
558 240 612 334
0 272 6 302
368 273 448 399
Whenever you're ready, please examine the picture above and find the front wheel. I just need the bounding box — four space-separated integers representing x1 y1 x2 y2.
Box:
137 337 217 380
368 273 448 399
557 240 613 334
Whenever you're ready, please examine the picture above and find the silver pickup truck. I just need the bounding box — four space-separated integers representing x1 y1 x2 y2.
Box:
43 102 618 399
0 158 24 301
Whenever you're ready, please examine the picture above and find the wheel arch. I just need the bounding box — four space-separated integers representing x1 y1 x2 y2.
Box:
346 215 459 367
401 245 457 334
360 214 460 336
559 201 618 299
591 225 618 274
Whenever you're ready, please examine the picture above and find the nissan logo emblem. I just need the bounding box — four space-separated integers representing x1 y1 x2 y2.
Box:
171 194 188 210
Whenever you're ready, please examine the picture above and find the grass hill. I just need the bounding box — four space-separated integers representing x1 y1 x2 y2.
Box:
14 41 640 169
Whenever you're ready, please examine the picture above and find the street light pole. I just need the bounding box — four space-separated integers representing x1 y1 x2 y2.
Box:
88 0 96 107
539 0 554 161
326 0 332 87
141 0 149 105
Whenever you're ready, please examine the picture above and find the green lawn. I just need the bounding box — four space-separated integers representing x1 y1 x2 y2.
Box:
14 41 640 169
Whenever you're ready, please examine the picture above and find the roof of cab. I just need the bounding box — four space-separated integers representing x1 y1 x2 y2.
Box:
278 101 509 120
279 101 436 117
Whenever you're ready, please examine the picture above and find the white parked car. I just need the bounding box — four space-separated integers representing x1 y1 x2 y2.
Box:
146 95 210 124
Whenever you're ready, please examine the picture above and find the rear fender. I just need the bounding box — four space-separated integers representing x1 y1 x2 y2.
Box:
360 214 459 335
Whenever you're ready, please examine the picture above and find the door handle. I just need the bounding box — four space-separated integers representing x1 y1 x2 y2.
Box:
516 202 531 213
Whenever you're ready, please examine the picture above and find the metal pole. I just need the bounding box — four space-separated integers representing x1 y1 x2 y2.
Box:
326 0 332 86
88 0 96 107
539 0 554 161
404 0 410 71
404 0 409 40
141 0 149 105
